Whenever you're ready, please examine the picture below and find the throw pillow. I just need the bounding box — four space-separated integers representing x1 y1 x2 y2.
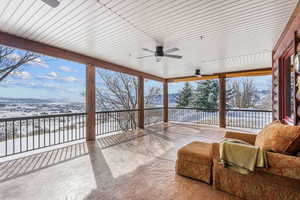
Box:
255 121 300 154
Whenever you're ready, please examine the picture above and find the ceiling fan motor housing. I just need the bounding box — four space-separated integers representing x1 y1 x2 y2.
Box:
195 69 202 76
155 46 164 57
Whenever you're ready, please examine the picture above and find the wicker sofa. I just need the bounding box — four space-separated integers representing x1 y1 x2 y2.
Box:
211 131 300 200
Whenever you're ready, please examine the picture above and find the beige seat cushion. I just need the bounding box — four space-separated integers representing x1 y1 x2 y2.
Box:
255 121 300 154
176 141 213 184
177 141 212 165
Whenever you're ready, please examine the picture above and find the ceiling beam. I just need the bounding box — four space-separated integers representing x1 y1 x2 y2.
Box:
168 75 219 83
167 67 272 82
0 31 164 82
273 0 300 59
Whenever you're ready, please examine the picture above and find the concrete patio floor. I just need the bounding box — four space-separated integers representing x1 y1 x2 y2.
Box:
0 123 242 200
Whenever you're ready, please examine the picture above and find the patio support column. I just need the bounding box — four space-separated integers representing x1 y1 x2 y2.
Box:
138 76 144 129
163 80 168 122
219 74 226 128
86 64 96 141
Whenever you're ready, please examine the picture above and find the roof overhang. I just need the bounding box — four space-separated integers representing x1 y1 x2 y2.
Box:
0 0 298 79
0 31 164 82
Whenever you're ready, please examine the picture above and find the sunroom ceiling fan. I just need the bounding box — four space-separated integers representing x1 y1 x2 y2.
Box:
137 46 182 62
40 0 60 8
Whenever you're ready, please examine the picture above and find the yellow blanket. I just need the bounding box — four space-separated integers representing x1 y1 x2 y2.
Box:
219 138 268 174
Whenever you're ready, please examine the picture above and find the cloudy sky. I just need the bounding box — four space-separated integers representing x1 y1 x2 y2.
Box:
0 48 86 102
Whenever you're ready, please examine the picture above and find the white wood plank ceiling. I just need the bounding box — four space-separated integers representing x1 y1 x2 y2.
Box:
0 0 297 78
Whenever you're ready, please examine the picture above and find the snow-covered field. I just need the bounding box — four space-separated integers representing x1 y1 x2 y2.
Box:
0 120 118 157
169 109 272 128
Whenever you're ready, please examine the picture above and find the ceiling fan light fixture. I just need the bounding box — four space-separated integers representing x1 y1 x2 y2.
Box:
195 69 202 77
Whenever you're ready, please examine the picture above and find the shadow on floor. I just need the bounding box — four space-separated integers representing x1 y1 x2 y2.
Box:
0 123 220 183
0 123 239 200
0 142 89 182
83 139 239 200
0 129 151 183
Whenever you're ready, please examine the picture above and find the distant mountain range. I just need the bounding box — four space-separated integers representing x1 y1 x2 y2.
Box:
168 93 179 103
1 89 269 105
259 89 271 95
0 97 58 104
150 93 178 105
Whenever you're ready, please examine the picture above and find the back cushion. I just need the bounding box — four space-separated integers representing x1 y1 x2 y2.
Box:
255 121 300 154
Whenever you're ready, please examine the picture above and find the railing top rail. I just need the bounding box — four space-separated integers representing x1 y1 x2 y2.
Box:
226 109 272 112
0 112 86 122
168 107 272 112
0 107 272 122
144 107 163 110
95 107 163 114
96 107 163 112
0 108 154 122
95 109 139 114
168 107 218 111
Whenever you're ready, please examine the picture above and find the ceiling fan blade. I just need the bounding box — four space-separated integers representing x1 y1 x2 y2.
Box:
142 48 155 53
164 54 182 59
40 0 60 8
164 48 179 53
136 55 154 59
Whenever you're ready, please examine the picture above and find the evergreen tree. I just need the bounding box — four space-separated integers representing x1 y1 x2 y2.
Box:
175 82 193 107
192 80 219 109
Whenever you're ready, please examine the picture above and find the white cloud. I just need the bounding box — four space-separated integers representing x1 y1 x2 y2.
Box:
27 82 38 87
37 71 78 82
0 78 35 88
0 79 16 87
48 71 58 77
29 58 49 68
37 72 59 80
6 53 21 62
41 83 62 89
11 71 32 80
38 83 76 93
62 76 78 82
5 54 48 69
58 66 72 72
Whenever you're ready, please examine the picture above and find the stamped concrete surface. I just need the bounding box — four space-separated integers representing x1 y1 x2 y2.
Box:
0 123 240 200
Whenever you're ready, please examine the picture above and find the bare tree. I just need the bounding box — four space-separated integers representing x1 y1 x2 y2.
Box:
256 82 272 110
257 92 272 110
228 79 259 108
95 69 161 131
144 85 161 108
0 46 40 82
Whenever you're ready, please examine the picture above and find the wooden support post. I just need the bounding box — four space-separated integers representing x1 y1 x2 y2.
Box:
138 76 144 129
163 80 169 122
219 74 226 128
86 64 96 141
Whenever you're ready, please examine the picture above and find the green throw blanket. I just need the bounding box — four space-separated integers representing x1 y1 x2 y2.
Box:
219 138 268 174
